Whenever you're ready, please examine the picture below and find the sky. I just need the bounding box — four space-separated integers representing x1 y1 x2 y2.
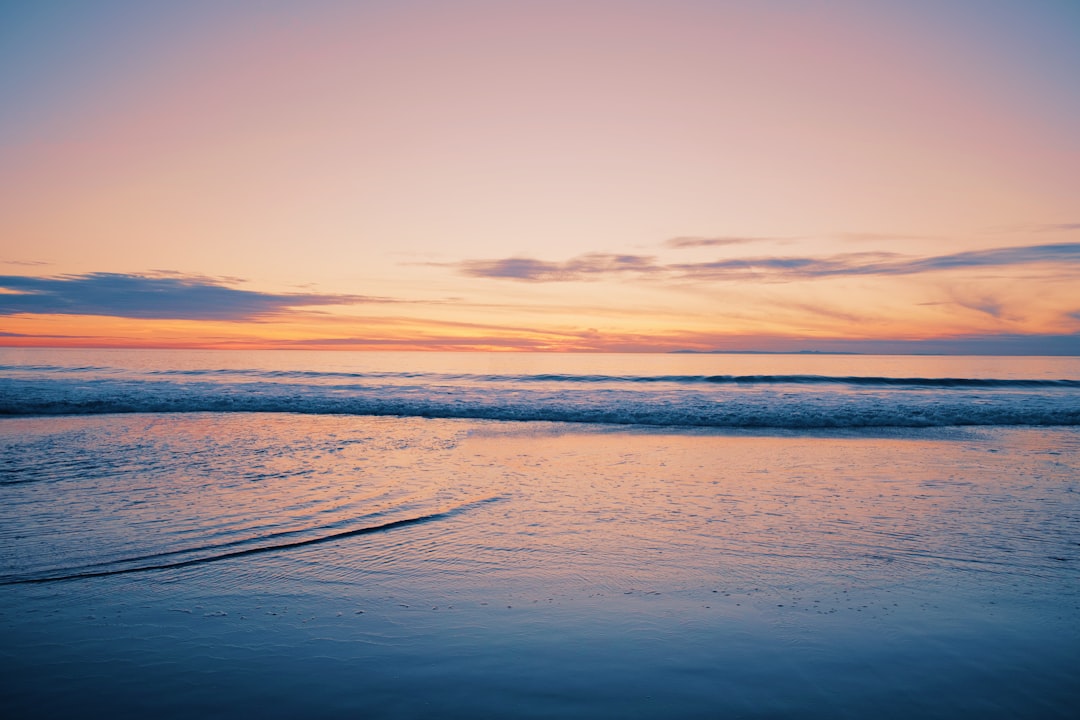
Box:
1 0 1079 353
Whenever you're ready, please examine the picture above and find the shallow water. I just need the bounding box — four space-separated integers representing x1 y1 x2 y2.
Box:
2 412 1079 718
2 350 1079 717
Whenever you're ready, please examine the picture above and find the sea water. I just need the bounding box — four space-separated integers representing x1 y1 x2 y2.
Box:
2 349 1078 428
1 349 1078 718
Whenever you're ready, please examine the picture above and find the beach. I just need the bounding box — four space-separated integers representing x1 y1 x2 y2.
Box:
2 350 1079 718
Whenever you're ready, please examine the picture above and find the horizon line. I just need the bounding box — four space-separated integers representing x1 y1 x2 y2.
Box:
1 341 1077 357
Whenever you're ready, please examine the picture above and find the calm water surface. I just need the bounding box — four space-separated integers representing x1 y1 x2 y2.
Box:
1 350 1078 718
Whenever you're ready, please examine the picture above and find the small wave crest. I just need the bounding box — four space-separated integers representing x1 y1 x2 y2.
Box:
1 376 1079 428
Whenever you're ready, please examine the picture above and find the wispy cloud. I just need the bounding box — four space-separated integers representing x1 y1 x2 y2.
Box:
0 272 393 320
664 236 777 249
673 243 1080 281
453 243 1080 283
895 243 1080 273
835 232 934 243
669 252 897 281
457 254 660 282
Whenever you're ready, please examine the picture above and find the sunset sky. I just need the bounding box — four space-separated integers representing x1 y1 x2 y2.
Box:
2 0 1078 353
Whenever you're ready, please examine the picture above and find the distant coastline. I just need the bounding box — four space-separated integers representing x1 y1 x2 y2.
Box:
670 349 863 355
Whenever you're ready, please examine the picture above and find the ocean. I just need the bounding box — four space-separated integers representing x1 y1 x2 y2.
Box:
2 348 1078 718
3 349 1079 428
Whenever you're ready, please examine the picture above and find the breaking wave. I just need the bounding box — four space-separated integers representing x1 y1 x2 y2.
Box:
2 373 1078 428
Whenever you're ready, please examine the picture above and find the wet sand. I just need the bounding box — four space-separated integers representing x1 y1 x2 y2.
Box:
2 414 1078 718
